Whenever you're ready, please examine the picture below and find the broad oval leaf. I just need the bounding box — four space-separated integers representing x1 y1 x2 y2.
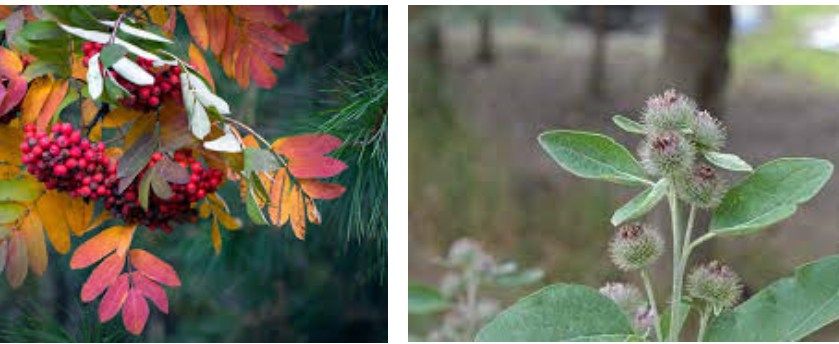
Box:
408 283 450 315
710 158 833 236
612 115 646 134
704 151 753 172
538 130 650 186
475 283 634 341
705 255 839 341
86 53 103 99
611 178 668 226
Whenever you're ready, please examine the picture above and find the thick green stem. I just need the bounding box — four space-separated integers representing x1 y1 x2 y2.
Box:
667 186 683 341
640 269 663 341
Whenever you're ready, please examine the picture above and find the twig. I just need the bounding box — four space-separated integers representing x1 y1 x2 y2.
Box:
108 11 129 45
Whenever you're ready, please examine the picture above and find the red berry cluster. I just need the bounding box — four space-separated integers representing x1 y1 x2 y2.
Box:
20 123 118 200
82 42 182 111
103 150 223 232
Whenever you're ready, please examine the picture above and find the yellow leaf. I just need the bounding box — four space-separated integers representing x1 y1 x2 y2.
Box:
123 111 156 149
213 205 241 230
210 219 221 255
20 76 53 126
198 200 211 218
71 55 86 80
81 99 102 141
65 197 95 236
305 196 320 225
288 185 306 240
115 224 136 258
0 164 18 179
34 190 70 254
102 106 143 128
0 124 22 164
267 169 288 226
19 212 47 276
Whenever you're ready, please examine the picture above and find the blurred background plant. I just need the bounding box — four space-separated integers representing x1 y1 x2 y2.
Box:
0 5 387 342
408 237 543 341
409 5 839 340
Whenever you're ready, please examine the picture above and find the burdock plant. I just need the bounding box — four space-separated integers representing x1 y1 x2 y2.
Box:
474 89 836 341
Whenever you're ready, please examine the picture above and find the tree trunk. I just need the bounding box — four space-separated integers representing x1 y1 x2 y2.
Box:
661 6 732 116
476 11 494 64
588 6 608 99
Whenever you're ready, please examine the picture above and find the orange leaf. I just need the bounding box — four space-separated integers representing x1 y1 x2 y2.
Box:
20 76 54 126
35 190 71 254
180 6 209 50
206 6 228 56
70 224 136 269
36 79 68 131
0 47 23 77
71 55 87 80
241 135 259 148
81 252 124 302
249 53 276 89
122 288 149 335
98 273 129 322
188 43 215 91
101 106 143 128
271 134 343 159
287 156 347 179
19 212 47 276
128 249 181 287
305 196 321 225
299 179 346 200
132 271 169 313
267 168 289 226
288 185 306 240
5 231 27 288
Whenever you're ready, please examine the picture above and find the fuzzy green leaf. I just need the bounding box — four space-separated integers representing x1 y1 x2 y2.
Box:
705 255 839 341
475 283 634 341
704 151 753 172
710 158 833 236
408 283 450 315
611 178 668 226
538 130 650 186
612 115 646 134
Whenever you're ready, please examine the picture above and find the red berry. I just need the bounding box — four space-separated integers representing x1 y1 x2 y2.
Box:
138 87 151 99
53 165 67 176
148 96 160 107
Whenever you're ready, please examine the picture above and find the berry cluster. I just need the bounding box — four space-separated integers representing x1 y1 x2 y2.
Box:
20 123 117 200
82 42 182 111
104 150 223 232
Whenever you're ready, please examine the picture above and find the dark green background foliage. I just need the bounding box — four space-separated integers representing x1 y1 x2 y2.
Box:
0 5 387 342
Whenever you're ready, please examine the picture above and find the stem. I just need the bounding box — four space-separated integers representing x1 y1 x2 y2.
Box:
667 185 683 341
223 116 287 167
697 308 711 341
640 269 663 341
108 12 129 44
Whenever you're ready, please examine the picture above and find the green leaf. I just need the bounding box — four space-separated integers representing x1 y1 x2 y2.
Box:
43 6 104 30
612 115 646 134
103 73 126 102
0 178 43 203
408 283 450 315
705 255 839 341
659 301 690 340
538 130 650 186
138 171 152 211
475 283 634 341
22 61 64 81
495 268 545 287
98 44 127 68
243 148 281 174
0 202 26 224
611 178 668 226
570 334 645 341
704 151 753 172
245 187 268 225
710 158 833 236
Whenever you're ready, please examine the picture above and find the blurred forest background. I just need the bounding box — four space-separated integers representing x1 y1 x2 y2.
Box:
0 5 387 342
409 5 839 340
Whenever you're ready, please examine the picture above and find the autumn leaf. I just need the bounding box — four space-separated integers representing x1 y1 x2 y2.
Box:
128 249 181 287
70 224 136 269
299 179 346 200
5 231 27 287
81 252 125 302
267 168 289 226
188 43 214 90
19 212 46 276
35 190 71 253
0 47 27 116
99 273 129 322
21 76 69 131
123 288 150 335
271 134 347 179
132 271 169 313
181 5 307 89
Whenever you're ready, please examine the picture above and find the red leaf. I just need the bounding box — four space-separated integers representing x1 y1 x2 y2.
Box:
122 289 149 335
180 6 208 50
128 249 181 287
0 77 26 116
299 179 346 200
288 156 347 179
271 134 342 159
249 53 276 89
98 273 129 322
131 272 169 314
5 232 27 288
81 253 125 302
